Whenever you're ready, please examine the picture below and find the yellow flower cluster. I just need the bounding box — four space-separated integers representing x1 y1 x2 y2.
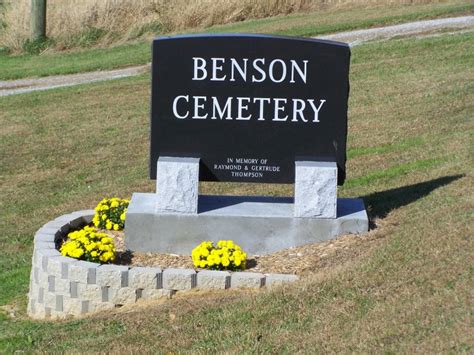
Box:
92 197 129 231
60 225 116 263
192 240 247 271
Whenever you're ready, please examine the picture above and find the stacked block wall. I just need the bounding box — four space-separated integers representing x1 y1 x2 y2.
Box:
28 211 298 319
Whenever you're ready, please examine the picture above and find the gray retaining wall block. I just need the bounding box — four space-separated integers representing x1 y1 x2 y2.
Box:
231 272 265 288
97 264 129 288
34 231 56 243
69 260 98 284
163 268 197 290
101 286 109 302
54 278 71 294
34 241 55 250
48 275 55 292
43 220 70 234
35 226 59 235
294 161 337 218
71 210 95 223
28 285 39 307
141 288 174 301
56 295 64 312
38 287 44 303
265 274 299 287
110 287 137 305
44 291 56 307
129 267 162 289
33 267 39 283
70 282 79 298
27 298 35 315
197 270 231 289
90 301 115 313
81 300 91 314
34 249 61 271
46 255 77 278
36 269 49 289
63 298 85 316
54 214 76 222
41 221 66 230
77 284 102 301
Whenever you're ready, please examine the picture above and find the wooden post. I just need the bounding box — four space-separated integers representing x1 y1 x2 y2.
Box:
31 0 47 40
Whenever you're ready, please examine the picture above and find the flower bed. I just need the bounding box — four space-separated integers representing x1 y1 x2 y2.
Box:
27 210 299 319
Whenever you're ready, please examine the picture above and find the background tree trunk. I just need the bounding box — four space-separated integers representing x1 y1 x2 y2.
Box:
31 0 47 40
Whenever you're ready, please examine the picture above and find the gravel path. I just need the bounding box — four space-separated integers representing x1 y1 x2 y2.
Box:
1 16 473 97
0 65 149 97
319 15 474 45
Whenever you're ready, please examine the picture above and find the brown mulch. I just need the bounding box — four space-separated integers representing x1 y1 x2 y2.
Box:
105 229 372 275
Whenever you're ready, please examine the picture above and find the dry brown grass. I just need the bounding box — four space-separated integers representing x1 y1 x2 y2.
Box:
1 0 442 51
1 0 162 50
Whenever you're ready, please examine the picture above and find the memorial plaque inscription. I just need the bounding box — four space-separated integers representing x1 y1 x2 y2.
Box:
150 34 350 184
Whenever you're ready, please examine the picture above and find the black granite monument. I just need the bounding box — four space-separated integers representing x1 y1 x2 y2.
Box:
150 34 350 185
125 34 367 255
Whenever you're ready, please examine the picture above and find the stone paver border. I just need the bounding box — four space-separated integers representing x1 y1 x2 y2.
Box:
27 210 299 319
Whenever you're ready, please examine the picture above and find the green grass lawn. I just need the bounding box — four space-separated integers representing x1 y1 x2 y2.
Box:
0 0 473 80
0 27 472 351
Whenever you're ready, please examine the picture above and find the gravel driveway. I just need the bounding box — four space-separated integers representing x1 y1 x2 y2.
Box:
1 16 473 97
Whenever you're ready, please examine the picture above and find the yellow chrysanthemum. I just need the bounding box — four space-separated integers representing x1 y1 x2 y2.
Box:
191 240 246 270
61 226 116 264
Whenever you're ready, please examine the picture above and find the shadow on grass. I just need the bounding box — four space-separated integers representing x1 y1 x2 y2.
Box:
361 174 464 220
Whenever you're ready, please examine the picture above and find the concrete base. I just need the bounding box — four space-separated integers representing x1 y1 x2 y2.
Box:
125 193 368 255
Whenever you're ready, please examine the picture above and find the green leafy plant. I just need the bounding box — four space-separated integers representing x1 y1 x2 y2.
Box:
22 36 54 54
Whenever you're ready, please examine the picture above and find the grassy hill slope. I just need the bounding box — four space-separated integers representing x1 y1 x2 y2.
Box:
0 28 472 351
